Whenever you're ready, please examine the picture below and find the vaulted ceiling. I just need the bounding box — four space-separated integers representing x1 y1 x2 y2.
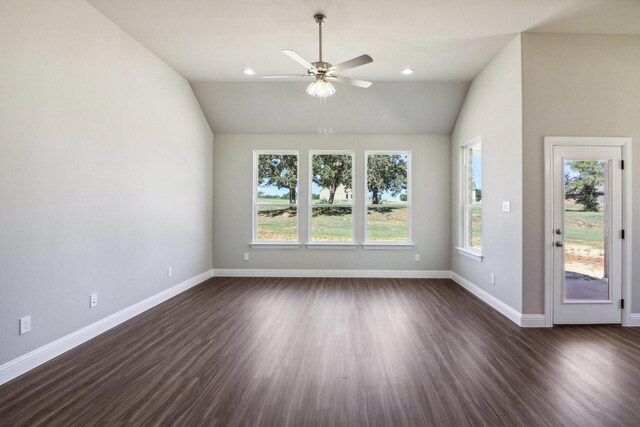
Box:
191 82 469 134
87 0 640 133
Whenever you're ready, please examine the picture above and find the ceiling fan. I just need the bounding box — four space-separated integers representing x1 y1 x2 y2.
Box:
262 14 373 98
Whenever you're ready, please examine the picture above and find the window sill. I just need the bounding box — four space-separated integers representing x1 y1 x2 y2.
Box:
455 247 483 262
362 243 413 250
250 242 301 249
306 243 358 250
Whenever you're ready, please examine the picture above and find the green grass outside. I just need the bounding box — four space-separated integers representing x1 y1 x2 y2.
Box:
256 207 297 241
471 207 482 249
256 207 409 241
367 207 408 241
564 210 604 250
312 208 353 241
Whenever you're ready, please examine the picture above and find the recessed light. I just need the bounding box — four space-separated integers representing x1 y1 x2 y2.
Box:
243 68 256 76
401 68 414 75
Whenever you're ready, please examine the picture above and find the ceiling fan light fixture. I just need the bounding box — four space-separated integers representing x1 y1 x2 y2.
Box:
306 77 336 98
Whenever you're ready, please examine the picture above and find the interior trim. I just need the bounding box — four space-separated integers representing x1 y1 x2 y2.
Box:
362 243 413 250
455 247 484 262
213 269 449 278
450 271 548 328
520 314 548 328
305 243 358 250
249 242 302 249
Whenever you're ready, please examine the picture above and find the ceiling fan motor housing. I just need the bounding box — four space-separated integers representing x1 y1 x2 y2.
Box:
312 61 332 72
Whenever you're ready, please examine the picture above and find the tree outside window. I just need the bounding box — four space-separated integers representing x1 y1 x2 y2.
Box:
365 152 410 243
310 152 354 242
254 152 298 242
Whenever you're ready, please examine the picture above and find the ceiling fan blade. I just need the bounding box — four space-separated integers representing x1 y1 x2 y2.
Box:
282 49 315 70
329 76 372 88
329 54 373 73
261 74 310 79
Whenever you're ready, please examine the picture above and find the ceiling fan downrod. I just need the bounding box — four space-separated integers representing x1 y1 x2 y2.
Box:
315 14 326 63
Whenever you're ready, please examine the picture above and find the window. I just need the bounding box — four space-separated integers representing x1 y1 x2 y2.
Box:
365 151 411 244
309 151 355 243
462 139 482 253
253 151 299 244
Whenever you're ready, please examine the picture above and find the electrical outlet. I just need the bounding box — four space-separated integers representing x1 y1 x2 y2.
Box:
19 316 31 335
414 254 420 262
243 253 249 262
168 266 173 277
491 273 496 285
90 293 98 308
502 201 511 212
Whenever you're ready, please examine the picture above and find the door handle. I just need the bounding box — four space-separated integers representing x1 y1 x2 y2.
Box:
555 241 564 247
555 228 562 235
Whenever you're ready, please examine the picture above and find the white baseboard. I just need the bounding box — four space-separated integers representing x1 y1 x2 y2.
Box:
450 272 523 326
0 269 214 386
450 271 637 328
520 314 548 328
212 269 451 279
449 272 550 327
448 270 637 328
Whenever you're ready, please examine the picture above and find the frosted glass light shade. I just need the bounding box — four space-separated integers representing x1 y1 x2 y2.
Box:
306 79 336 98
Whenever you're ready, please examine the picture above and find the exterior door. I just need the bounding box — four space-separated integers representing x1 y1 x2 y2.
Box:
552 145 623 324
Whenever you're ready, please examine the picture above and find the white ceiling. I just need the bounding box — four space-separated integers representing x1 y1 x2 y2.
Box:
191 81 469 134
88 0 640 82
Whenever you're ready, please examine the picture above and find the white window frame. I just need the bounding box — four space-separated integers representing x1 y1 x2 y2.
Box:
456 137 483 261
363 150 413 249
306 150 357 249
251 150 301 248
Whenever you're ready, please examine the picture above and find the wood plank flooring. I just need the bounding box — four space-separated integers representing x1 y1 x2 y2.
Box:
1 277 640 426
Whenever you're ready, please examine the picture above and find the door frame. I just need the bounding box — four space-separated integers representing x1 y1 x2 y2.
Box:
544 137 632 327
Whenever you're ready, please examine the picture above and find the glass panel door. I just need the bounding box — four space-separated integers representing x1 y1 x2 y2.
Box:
563 160 609 302
552 144 622 324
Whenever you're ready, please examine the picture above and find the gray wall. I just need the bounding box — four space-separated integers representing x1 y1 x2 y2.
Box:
191 82 470 135
521 33 640 313
213 134 450 271
451 35 523 312
0 0 213 364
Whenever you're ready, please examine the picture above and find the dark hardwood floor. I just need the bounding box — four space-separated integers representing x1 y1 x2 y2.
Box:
1 277 640 426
